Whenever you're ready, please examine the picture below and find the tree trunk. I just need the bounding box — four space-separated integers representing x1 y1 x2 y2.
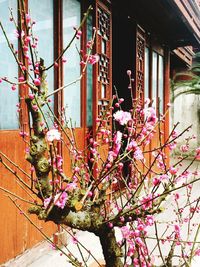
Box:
98 228 123 267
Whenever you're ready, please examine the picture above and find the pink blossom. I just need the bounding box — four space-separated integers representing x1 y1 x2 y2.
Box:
135 237 145 246
145 98 150 105
62 57 67 63
113 110 132 125
74 166 80 173
145 215 154 226
30 166 35 173
153 177 161 186
195 248 200 256
65 182 77 192
24 36 31 44
32 104 38 112
108 222 113 228
14 30 20 38
119 98 124 104
25 14 31 24
144 107 157 125
18 76 25 82
169 166 178 175
11 84 16 91
72 236 78 244
127 140 138 151
108 151 115 162
121 226 131 239
34 78 41 86
174 193 180 200
23 45 28 52
53 155 63 173
118 162 123 169
28 93 34 99
106 163 112 169
90 147 98 157
172 130 178 138
168 142 177 151
54 191 67 209
195 147 200 159
137 223 145 231
44 196 52 209
160 174 169 181
76 30 82 39
133 258 139 265
127 70 132 76
127 140 144 160
86 40 92 48
24 54 30 60
141 194 153 210
19 131 28 137
180 144 189 152
80 60 86 66
133 148 144 161
88 54 99 65
46 129 61 142
87 191 93 197
32 43 37 48
167 102 171 107
174 224 181 238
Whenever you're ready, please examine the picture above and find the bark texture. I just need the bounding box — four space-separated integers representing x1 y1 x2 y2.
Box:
98 228 123 267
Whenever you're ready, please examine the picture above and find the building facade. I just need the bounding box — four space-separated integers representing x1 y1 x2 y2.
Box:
0 0 200 264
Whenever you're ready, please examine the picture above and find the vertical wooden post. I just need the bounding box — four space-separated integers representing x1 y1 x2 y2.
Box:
164 47 170 166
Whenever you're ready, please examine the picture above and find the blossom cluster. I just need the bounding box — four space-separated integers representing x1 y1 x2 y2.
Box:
120 216 154 266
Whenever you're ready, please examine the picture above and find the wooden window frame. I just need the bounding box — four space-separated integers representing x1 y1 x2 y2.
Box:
2 0 112 137
144 35 166 115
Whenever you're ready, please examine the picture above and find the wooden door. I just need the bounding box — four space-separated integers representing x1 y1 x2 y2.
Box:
62 0 113 174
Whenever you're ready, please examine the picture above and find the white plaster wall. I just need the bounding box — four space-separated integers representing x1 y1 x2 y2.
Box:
171 86 200 153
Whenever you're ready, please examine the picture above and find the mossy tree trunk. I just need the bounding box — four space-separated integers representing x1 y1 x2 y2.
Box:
97 228 123 267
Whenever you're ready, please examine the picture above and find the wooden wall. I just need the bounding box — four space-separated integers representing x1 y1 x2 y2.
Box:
0 131 56 264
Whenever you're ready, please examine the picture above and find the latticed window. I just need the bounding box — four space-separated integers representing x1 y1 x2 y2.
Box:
135 25 165 115
95 3 112 128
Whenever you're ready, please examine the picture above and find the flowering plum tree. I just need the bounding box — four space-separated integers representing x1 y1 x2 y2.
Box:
0 1 199 267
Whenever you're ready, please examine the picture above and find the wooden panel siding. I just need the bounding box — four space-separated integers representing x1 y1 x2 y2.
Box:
173 46 194 66
173 0 200 43
0 131 56 264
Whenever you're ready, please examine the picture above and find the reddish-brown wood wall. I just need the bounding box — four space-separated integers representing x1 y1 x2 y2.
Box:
0 131 56 264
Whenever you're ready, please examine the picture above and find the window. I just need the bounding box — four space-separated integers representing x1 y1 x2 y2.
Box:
151 51 164 114
0 0 18 129
152 51 158 109
158 55 164 114
86 14 93 127
29 0 54 125
63 0 81 127
144 47 149 101
0 0 111 132
144 46 164 114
